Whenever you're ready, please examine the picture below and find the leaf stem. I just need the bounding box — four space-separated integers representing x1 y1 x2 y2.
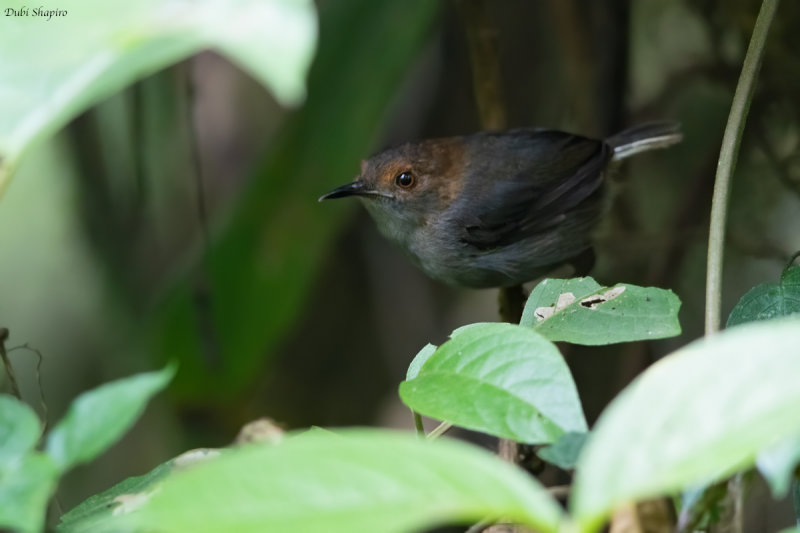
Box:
8 343 49 433
0 328 21 400
705 0 780 335
412 411 425 437
426 421 453 440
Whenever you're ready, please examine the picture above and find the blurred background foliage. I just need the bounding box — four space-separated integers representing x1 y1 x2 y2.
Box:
1 0 799 524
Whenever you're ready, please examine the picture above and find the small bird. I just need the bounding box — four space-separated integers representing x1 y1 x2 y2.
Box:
319 123 682 288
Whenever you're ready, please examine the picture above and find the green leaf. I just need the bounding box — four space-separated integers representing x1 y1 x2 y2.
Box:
756 431 800 498
58 448 222 533
0 0 317 197
520 277 682 345
571 317 800 531
537 432 588 470
400 323 586 444
406 343 437 380
0 397 52 532
727 266 800 327
45 365 175 471
125 430 563 533
0 395 41 459
0 452 59 533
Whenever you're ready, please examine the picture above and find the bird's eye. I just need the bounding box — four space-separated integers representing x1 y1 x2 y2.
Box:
394 171 415 189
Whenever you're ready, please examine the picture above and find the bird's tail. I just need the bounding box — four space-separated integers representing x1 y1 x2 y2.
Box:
607 121 683 161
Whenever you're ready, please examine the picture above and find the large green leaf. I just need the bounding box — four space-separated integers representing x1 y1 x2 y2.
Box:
727 265 800 327
519 277 681 345
0 0 317 198
0 452 59 533
400 323 586 444
45 365 174 471
571 317 800 532
0 395 41 459
151 0 441 399
123 430 563 533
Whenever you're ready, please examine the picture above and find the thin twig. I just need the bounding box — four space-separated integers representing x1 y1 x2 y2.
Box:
731 474 745 533
412 411 425 437
457 0 506 131
426 421 453 440
704 2 781 531
9 343 49 433
0 328 21 400
705 0 781 335
547 484 571 499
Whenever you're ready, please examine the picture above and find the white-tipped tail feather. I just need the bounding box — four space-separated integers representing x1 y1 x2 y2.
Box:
607 122 683 161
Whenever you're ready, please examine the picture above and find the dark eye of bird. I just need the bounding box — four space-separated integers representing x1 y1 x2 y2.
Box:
394 171 415 189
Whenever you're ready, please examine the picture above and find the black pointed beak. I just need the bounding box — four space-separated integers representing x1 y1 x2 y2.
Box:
318 181 368 202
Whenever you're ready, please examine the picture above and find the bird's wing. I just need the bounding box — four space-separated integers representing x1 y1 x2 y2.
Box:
457 130 611 250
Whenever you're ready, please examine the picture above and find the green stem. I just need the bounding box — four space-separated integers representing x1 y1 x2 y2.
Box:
705 0 780 335
426 421 453 440
0 328 21 400
412 411 425 437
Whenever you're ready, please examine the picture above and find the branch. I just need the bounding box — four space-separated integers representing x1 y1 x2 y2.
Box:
458 0 506 131
0 328 21 400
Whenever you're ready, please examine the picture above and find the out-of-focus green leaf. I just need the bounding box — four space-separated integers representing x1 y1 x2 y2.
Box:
727 263 800 498
58 448 222 533
0 452 59 533
0 395 41 459
400 323 586 444
537 431 588 470
727 265 800 327
45 365 174 471
123 430 563 533
150 0 441 400
0 394 52 533
520 277 681 345
0 0 317 198
756 432 800 498
571 317 800 532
